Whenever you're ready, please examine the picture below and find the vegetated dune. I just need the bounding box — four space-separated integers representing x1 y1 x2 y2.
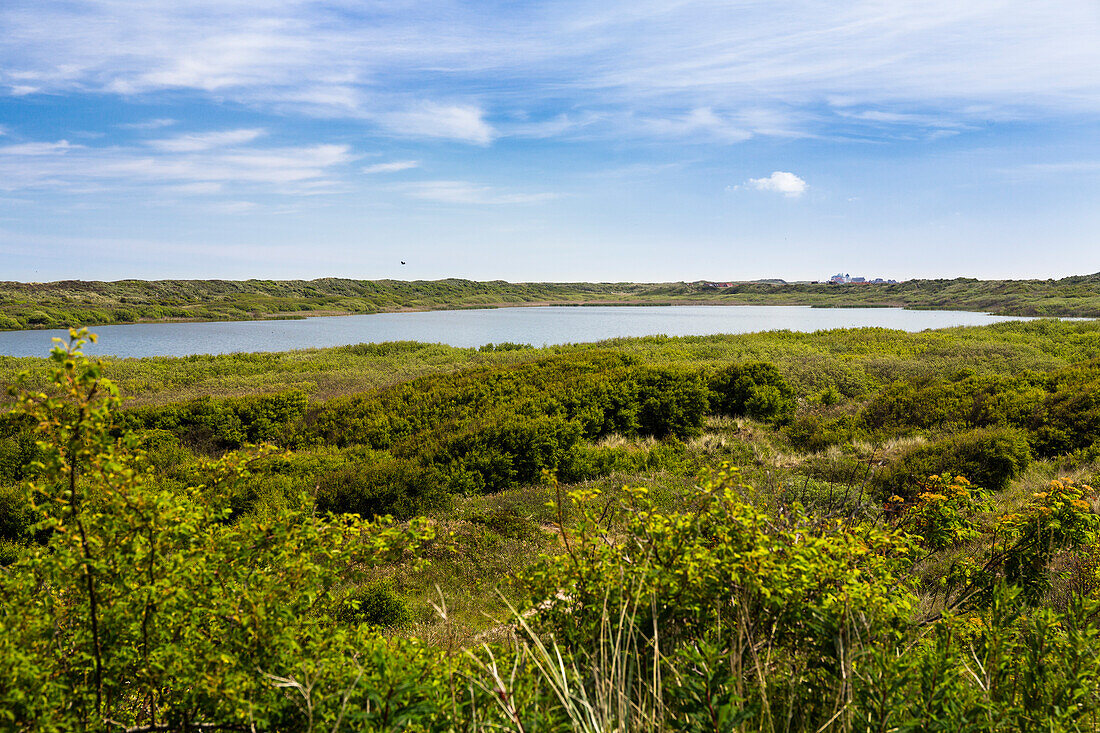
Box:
1 271 1098 330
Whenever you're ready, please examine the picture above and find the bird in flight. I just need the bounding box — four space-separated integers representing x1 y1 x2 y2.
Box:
400 261 406 265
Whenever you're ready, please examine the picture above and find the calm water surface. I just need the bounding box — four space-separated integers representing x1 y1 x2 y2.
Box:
0 306 1041 358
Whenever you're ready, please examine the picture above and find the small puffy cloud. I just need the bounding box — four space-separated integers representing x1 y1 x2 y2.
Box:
148 128 266 152
362 160 419 174
747 171 807 197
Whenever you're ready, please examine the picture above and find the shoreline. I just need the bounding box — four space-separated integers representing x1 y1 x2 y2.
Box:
2 273 1098 332
0 297 1031 334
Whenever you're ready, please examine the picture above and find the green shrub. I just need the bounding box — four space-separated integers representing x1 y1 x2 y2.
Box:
783 411 856 452
315 458 450 519
411 414 584 493
1030 360 1100 457
862 373 1045 434
709 361 796 423
333 582 413 628
877 426 1033 497
633 366 709 438
478 342 532 352
0 537 22 565
0 483 34 542
0 428 39 483
894 474 990 550
127 390 309 451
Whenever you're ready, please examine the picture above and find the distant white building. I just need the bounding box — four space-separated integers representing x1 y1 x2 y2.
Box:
828 273 898 285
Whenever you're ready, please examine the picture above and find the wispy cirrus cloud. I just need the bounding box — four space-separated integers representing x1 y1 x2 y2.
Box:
374 103 496 145
362 160 419 174
1 1 1096 144
0 140 79 156
0 132 355 192
637 107 757 142
118 118 177 130
147 128 266 152
401 180 557 205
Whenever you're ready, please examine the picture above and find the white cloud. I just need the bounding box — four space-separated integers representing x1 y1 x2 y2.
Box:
118 118 178 130
207 200 259 214
376 104 496 145
747 171 807 197
0 140 78 155
640 108 752 142
362 160 419 174
148 128 266 152
506 112 606 139
402 180 556 205
0 136 354 191
0 1 1098 142
168 182 223 195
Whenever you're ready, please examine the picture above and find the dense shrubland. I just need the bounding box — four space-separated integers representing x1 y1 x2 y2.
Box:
2 323 1100 729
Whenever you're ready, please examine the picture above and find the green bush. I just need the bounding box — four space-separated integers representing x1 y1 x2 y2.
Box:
861 372 1045 434
633 366 709 438
0 427 39 483
127 390 309 451
333 582 413 628
0 483 34 543
315 458 450 519
709 361 796 422
478 342 532 352
1031 360 1100 457
877 426 1033 497
783 411 856 452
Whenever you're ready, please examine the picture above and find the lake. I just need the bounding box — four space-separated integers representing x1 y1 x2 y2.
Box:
0 305 1042 358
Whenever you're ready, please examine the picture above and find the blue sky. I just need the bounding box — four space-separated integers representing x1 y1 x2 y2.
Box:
1 1 1098 282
